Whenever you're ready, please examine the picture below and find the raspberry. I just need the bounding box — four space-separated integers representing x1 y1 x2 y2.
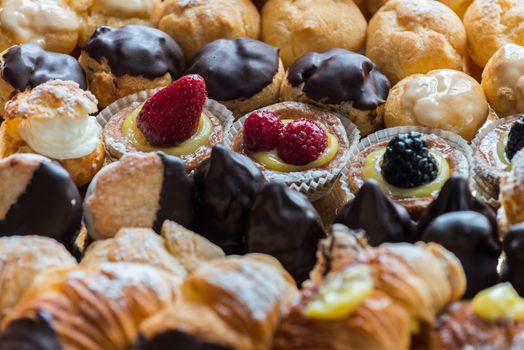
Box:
137 74 206 147
243 111 283 152
277 118 328 165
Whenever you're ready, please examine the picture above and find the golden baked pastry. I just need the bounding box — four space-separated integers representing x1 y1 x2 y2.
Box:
0 236 77 320
439 0 473 18
0 0 84 54
366 0 466 84
158 0 260 60
137 254 298 349
262 0 367 67
0 80 104 187
482 44 524 117
384 69 489 141
500 149 524 225
0 262 180 349
464 0 524 68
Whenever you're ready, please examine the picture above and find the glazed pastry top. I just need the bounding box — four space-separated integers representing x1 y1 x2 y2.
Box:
95 0 160 17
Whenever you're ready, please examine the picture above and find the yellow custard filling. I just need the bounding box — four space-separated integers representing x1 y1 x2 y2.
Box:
362 148 450 198
496 132 512 170
121 104 212 156
472 283 524 321
249 119 339 172
304 265 374 320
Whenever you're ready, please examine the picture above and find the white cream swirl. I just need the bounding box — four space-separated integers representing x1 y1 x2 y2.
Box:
18 116 101 160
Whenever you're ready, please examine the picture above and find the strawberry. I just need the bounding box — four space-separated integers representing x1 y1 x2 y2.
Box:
137 74 206 147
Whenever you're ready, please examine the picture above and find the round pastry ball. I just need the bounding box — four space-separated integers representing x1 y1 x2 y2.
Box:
464 0 524 68
261 0 367 68
78 0 162 45
482 44 524 117
158 0 260 60
384 69 489 141
366 0 466 84
280 48 390 136
79 25 185 108
186 38 284 118
0 0 83 54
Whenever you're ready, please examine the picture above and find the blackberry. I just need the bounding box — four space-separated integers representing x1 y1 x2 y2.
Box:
381 132 438 189
505 115 524 160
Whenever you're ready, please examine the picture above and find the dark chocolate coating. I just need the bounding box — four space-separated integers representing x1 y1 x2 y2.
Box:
416 175 498 241
193 145 266 254
0 312 62 350
246 182 325 285
502 223 524 296
334 180 416 245
1 43 86 91
83 25 184 79
154 152 194 231
0 156 82 254
421 211 501 298
186 38 280 101
137 331 232 350
287 48 390 110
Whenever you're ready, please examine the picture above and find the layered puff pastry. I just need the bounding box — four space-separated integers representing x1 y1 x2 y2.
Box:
137 254 298 350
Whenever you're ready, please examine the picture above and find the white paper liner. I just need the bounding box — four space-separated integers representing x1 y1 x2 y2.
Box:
225 110 360 202
340 125 473 200
96 88 234 162
470 115 520 208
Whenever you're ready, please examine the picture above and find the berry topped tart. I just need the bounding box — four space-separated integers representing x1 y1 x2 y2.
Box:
473 115 524 201
347 127 471 219
101 74 232 171
227 101 357 200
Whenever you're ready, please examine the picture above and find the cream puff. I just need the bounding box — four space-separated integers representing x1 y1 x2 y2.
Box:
158 0 260 60
280 49 390 136
0 0 83 54
0 43 86 118
0 80 105 187
482 44 524 117
79 25 185 108
384 69 489 141
262 0 367 67
366 0 467 84
464 0 524 68
186 38 284 118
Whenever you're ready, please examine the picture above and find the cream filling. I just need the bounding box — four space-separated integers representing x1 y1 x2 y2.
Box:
18 116 101 160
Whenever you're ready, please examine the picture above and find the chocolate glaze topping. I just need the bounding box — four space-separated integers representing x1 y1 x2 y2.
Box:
2 43 86 91
137 331 232 350
193 145 266 254
0 156 82 254
154 152 195 231
83 25 184 79
186 38 280 101
0 312 61 350
246 182 325 285
421 211 500 298
287 48 390 109
416 175 498 241
502 223 524 296
334 180 416 245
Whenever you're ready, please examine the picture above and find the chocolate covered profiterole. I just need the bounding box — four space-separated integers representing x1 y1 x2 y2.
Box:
246 182 325 285
186 38 284 118
0 43 86 117
280 49 390 136
79 25 184 108
502 223 524 296
0 154 82 253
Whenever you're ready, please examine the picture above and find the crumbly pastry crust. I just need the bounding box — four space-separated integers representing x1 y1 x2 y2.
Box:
500 149 524 225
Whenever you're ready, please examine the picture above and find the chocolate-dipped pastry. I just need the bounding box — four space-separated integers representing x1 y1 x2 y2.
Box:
137 329 233 350
82 25 184 80
334 180 416 245
1 43 87 91
246 182 325 284
193 145 266 254
421 211 501 298
84 152 194 240
0 154 82 254
416 175 498 240
0 312 61 350
502 223 524 296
